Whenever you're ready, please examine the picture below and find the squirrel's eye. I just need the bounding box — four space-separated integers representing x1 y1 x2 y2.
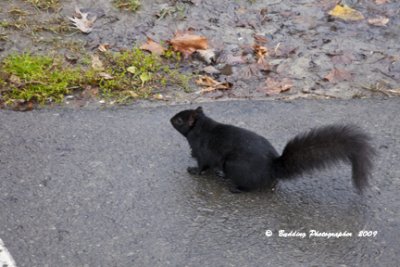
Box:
175 117 183 125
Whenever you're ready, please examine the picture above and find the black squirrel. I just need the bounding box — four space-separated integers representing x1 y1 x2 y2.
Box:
170 107 376 193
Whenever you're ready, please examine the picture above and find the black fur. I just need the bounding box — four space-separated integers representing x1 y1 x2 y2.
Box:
170 107 376 193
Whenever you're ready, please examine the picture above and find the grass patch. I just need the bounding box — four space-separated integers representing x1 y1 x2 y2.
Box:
113 0 140 12
0 48 191 107
24 0 61 11
0 32 7 41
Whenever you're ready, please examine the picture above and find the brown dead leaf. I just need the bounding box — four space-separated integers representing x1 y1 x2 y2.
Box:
327 52 355 65
375 0 390 4
253 45 268 63
98 72 114 80
272 44 298 58
98 43 110 52
69 7 96 33
196 75 220 87
262 77 293 96
254 34 268 45
324 68 352 82
12 100 34 112
140 37 165 56
242 61 271 79
368 16 390 27
169 31 208 58
195 75 232 94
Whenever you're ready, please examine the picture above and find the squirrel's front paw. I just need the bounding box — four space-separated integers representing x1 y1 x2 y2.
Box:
187 167 200 175
215 169 226 179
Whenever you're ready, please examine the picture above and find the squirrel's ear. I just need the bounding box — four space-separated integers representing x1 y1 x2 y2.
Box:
188 107 202 126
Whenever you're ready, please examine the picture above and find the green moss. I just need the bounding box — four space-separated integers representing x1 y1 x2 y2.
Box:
90 48 191 100
113 0 140 12
1 53 82 104
0 48 191 107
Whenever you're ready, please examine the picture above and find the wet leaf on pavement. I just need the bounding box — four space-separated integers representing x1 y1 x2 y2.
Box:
253 45 268 64
261 77 293 96
368 16 390 27
196 75 232 94
324 67 352 82
69 7 97 33
327 52 355 65
140 37 165 56
375 0 390 4
98 44 110 52
328 4 364 21
169 31 208 58
196 49 216 64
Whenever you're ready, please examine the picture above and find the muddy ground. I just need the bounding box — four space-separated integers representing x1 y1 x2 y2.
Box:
0 0 399 105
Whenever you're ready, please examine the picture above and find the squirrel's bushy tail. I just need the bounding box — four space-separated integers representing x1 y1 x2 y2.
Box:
273 125 376 192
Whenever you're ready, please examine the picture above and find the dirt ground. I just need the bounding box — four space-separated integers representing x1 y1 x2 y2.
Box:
1 0 399 105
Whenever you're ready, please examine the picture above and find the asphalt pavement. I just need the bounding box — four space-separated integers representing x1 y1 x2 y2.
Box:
0 99 399 266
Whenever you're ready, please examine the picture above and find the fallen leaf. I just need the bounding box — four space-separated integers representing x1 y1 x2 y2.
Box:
98 43 110 52
12 100 34 112
69 7 97 33
324 67 352 82
196 49 216 64
91 55 104 70
368 16 390 27
272 44 297 58
375 0 390 4
242 61 271 79
327 52 355 65
195 75 232 94
140 37 165 56
196 75 220 87
9 74 22 86
98 72 114 80
262 77 293 96
169 31 208 58
254 34 268 44
328 4 364 21
253 45 268 63
127 66 137 74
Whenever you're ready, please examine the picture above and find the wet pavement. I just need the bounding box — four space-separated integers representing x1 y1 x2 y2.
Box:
0 98 399 266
